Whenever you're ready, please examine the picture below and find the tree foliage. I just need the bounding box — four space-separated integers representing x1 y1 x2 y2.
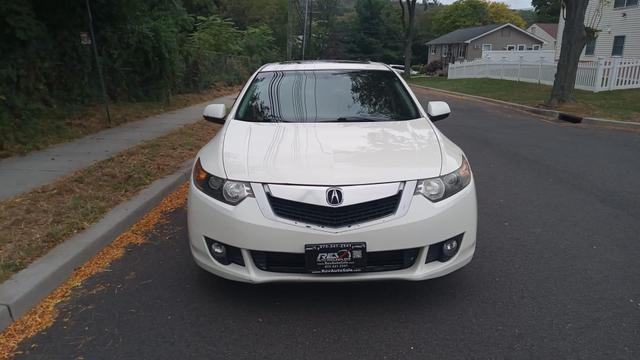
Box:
432 0 526 36
0 0 279 150
532 0 561 23
488 2 527 28
328 0 403 63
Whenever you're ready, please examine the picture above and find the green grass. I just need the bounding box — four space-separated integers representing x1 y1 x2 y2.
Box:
409 77 640 121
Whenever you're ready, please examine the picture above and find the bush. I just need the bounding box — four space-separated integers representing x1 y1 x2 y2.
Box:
425 60 444 74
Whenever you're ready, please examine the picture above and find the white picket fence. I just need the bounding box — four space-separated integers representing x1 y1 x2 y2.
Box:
482 50 556 63
448 57 640 92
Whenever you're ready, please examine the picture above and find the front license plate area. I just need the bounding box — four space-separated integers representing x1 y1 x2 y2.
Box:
305 242 367 274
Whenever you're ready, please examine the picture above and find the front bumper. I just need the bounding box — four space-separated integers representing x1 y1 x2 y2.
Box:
187 180 477 283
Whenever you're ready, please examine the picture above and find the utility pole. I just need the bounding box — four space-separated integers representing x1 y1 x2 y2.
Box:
287 0 293 60
301 0 309 60
86 0 111 125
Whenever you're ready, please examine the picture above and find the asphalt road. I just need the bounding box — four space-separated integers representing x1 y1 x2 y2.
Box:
16 88 640 359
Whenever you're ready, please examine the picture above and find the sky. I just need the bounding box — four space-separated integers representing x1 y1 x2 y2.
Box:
438 0 533 9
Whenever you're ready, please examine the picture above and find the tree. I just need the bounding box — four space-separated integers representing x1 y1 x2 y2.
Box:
488 2 526 28
548 0 589 106
516 9 537 26
337 0 403 63
430 0 527 36
413 2 443 64
398 0 418 79
432 0 488 35
532 0 561 22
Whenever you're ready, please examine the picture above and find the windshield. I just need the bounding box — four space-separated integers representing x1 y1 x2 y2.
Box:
235 70 420 123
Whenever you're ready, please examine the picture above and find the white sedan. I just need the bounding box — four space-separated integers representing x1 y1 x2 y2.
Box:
389 64 419 75
188 60 477 283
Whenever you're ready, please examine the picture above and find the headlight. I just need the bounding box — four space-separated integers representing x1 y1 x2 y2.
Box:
193 158 253 205
415 156 471 202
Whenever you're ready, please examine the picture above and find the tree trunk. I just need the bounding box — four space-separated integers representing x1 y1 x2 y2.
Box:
399 0 417 80
549 0 589 106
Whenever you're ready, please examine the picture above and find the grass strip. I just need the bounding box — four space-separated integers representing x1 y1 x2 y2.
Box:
0 120 219 283
409 77 640 122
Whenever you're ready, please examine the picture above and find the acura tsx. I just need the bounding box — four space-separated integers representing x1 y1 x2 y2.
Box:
188 60 477 283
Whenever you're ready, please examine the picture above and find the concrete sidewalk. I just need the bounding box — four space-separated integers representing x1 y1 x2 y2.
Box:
0 94 236 201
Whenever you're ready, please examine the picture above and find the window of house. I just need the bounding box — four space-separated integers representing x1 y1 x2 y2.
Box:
506 45 516 51
517 44 526 51
442 45 448 56
614 0 638 8
585 38 596 56
482 44 492 52
532 44 541 50
431 46 437 54
612 36 625 56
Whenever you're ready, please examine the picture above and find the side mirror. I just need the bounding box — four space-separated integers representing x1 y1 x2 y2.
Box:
427 101 450 122
203 104 227 124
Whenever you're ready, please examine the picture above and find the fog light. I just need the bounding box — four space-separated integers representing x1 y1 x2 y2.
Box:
442 239 459 258
425 234 464 264
211 242 225 255
210 241 228 264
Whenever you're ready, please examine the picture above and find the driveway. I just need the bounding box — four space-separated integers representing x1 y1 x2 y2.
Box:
13 87 640 359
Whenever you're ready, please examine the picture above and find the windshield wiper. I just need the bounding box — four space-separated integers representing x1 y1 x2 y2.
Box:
261 114 284 122
332 116 388 123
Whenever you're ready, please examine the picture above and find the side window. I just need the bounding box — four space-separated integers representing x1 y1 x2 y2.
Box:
506 45 516 51
614 0 638 7
585 38 596 56
532 44 541 50
517 44 526 51
612 36 625 56
482 44 492 52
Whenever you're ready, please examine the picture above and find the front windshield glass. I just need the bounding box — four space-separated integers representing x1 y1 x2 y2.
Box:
235 70 420 122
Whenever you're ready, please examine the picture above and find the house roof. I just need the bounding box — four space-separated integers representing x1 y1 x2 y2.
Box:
532 23 558 39
425 23 546 46
426 24 503 45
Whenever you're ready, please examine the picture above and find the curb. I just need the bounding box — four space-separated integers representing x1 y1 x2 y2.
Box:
0 305 11 330
0 161 192 332
410 84 640 130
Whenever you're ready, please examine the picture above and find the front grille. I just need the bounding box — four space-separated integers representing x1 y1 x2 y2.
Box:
266 192 402 228
251 248 419 274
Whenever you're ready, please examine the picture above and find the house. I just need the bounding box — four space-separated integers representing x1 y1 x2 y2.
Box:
527 23 558 51
425 23 545 65
557 0 640 60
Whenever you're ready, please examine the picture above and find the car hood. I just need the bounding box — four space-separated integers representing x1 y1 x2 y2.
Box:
219 119 442 185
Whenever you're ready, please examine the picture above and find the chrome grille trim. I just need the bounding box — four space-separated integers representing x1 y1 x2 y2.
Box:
252 181 417 233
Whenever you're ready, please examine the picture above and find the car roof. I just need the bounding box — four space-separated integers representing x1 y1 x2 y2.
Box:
261 60 391 72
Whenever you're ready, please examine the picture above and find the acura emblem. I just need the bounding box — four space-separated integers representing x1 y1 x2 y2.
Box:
326 188 343 206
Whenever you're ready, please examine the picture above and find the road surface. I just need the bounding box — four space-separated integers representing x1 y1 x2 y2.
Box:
14 87 640 359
